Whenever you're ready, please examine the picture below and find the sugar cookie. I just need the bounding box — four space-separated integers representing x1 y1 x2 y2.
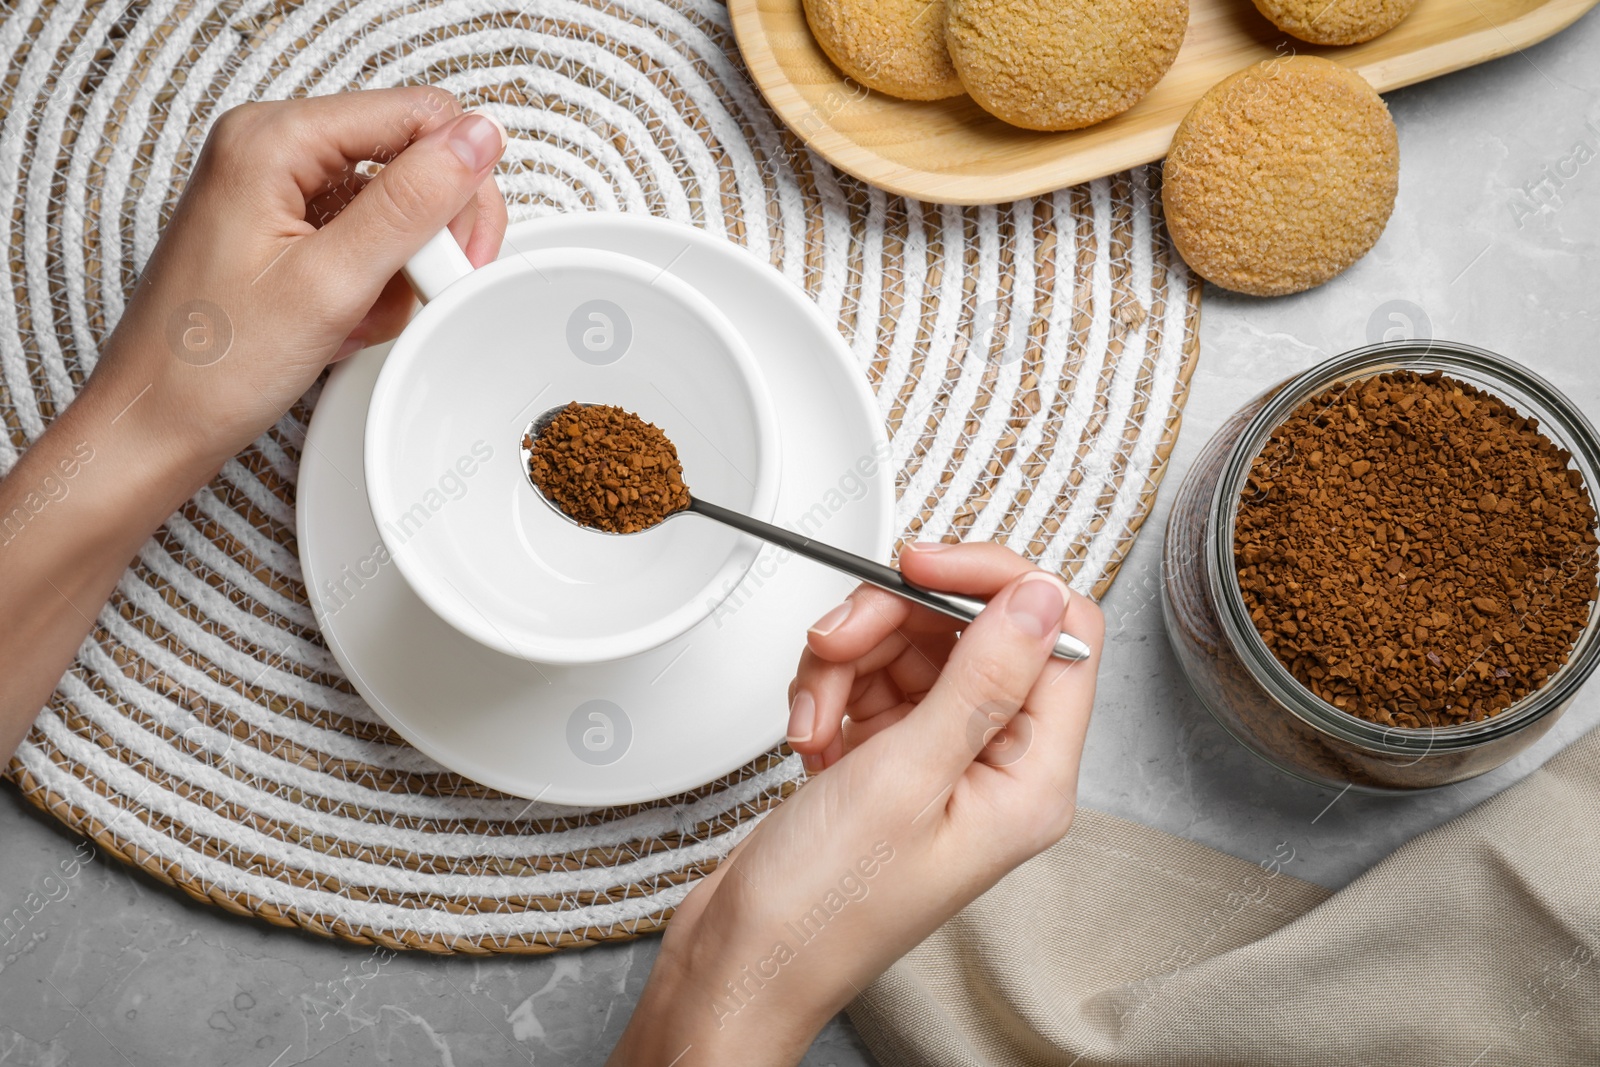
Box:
1252 0 1417 45
803 0 964 101
1162 56 1399 297
946 0 1188 131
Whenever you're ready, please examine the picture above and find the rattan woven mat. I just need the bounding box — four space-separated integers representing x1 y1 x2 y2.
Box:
0 0 1200 952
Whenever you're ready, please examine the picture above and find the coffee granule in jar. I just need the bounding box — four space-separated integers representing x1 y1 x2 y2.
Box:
525 402 691 534
1234 370 1599 729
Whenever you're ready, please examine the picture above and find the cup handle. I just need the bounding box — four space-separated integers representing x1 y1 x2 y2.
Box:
403 228 474 303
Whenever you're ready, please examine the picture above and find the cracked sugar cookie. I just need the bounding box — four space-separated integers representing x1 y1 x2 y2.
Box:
1162 56 1399 297
1252 0 1417 45
946 0 1187 130
803 0 965 101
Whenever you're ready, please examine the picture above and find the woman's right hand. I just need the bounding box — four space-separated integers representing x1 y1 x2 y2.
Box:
610 542 1104 1065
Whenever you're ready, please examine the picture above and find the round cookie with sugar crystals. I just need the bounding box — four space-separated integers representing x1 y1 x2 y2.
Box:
802 0 965 101
1251 0 1417 45
1162 56 1399 297
945 0 1188 131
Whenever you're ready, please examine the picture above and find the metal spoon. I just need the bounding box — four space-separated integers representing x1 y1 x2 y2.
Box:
521 405 1091 662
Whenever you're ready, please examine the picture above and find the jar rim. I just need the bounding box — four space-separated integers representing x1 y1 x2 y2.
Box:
1205 339 1600 755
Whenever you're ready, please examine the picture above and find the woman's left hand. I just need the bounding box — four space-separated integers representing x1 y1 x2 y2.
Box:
90 87 508 477
0 88 506 762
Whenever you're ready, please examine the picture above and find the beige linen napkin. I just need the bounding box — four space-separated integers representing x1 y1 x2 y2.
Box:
849 726 1600 1065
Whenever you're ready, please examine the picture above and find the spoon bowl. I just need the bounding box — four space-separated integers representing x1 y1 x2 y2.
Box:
520 403 693 536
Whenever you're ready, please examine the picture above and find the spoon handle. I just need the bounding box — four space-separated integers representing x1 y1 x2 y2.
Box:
687 497 1091 662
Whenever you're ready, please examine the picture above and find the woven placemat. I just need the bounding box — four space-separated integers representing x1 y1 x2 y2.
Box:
0 0 1201 952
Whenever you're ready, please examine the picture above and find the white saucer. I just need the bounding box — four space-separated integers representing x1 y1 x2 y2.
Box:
296 215 892 805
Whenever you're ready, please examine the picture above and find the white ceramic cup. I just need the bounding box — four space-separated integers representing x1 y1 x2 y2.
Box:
363 226 782 664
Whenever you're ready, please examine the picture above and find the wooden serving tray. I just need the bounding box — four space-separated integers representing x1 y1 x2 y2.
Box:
729 0 1599 204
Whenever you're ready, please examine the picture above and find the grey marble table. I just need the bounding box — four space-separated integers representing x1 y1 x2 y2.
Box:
4 11 1600 1063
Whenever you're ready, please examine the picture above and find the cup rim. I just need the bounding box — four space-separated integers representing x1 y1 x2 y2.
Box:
364 245 783 664
1205 339 1600 754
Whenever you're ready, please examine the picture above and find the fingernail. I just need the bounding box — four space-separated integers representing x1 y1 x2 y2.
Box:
802 753 823 776
787 689 816 745
1006 572 1067 640
448 112 506 171
335 336 364 359
808 599 853 637
905 540 953 553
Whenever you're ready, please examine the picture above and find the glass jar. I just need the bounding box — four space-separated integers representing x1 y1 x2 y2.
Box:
1162 340 1600 791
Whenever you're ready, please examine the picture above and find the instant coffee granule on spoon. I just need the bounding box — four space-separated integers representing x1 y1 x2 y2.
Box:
525 402 691 533
1235 370 1599 729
